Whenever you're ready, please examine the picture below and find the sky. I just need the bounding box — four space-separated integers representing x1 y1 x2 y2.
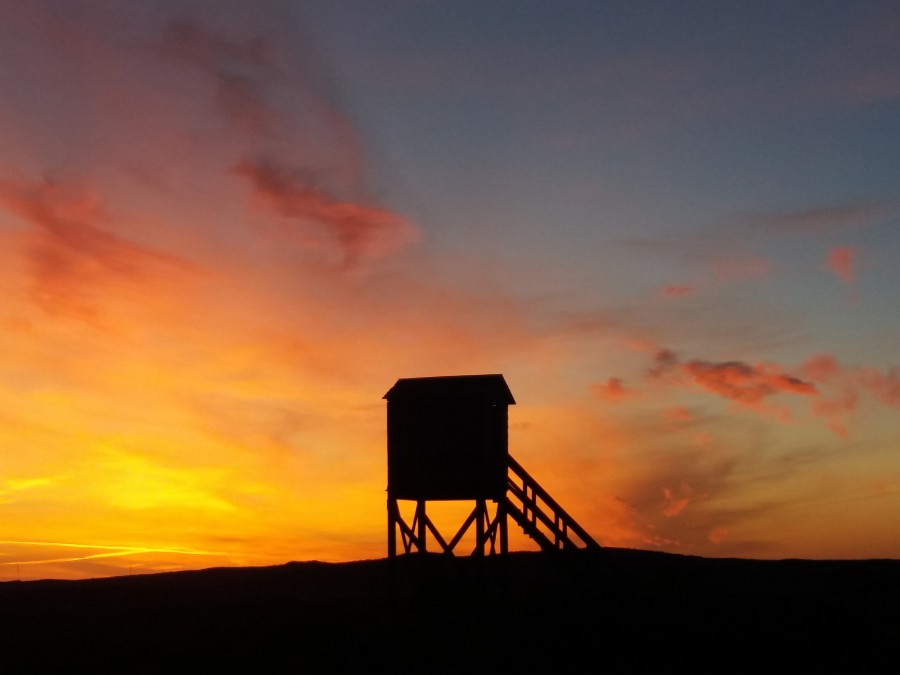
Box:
0 0 898 581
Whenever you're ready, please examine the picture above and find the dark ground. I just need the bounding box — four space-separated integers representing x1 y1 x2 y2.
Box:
1 548 897 673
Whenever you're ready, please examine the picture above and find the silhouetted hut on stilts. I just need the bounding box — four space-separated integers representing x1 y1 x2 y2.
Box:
384 374 600 557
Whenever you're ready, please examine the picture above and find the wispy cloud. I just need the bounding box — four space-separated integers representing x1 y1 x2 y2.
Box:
800 354 900 435
158 18 278 136
749 201 890 234
0 540 219 567
625 347 899 437
660 285 695 299
234 158 419 270
0 174 194 322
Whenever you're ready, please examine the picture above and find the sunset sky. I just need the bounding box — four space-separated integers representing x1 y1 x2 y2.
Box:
1 0 898 580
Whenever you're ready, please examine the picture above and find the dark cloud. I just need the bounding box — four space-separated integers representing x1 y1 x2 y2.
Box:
647 348 679 378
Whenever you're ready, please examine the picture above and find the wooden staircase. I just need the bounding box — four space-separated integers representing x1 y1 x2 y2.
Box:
505 454 600 552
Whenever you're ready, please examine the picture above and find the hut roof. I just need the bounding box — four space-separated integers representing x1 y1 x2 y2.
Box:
383 374 515 405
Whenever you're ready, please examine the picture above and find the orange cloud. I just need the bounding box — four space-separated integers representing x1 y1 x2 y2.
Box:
234 159 419 270
708 526 729 544
662 485 695 517
826 246 856 283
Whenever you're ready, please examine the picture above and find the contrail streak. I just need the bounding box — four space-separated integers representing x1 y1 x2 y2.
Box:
0 540 221 566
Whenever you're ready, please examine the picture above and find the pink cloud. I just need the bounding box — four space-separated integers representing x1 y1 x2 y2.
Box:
234 159 419 270
646 348 819 423
800 354 900 434
801 354 900 409
683 359 817 408
826 246 856 283
661 285 695 298
591 377 633 403
859 367 900 407
662 406 693 422
0 174 193 320
801 354 842 382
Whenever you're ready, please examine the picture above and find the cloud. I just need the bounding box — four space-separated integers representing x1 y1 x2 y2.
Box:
234 158 419 270
662 406 693 423
158 18 278 135
750 201 889 234
801 354 842 382
661 285 695 298
608 431 766 554
591 377 633 403
861 368 900 407
0 174 193 321
647 350 900 437
661 484 699 517
647 348 680 378
682 359 817 408
707 527 729 544
800 354 900 434
154 14 367 186
643 347 818 423
825 246 856 283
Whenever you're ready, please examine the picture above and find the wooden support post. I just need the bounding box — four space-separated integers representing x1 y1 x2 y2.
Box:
499 498 508 555
475 499 486 556
387 496 397 559
416 500 427 554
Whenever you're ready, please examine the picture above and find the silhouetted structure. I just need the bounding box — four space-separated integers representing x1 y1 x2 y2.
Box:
384 374 600 557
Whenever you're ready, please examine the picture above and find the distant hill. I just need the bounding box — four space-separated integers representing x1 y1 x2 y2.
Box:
1 548 896 672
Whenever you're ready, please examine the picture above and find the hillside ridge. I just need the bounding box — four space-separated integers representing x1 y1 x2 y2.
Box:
2 548 896 672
